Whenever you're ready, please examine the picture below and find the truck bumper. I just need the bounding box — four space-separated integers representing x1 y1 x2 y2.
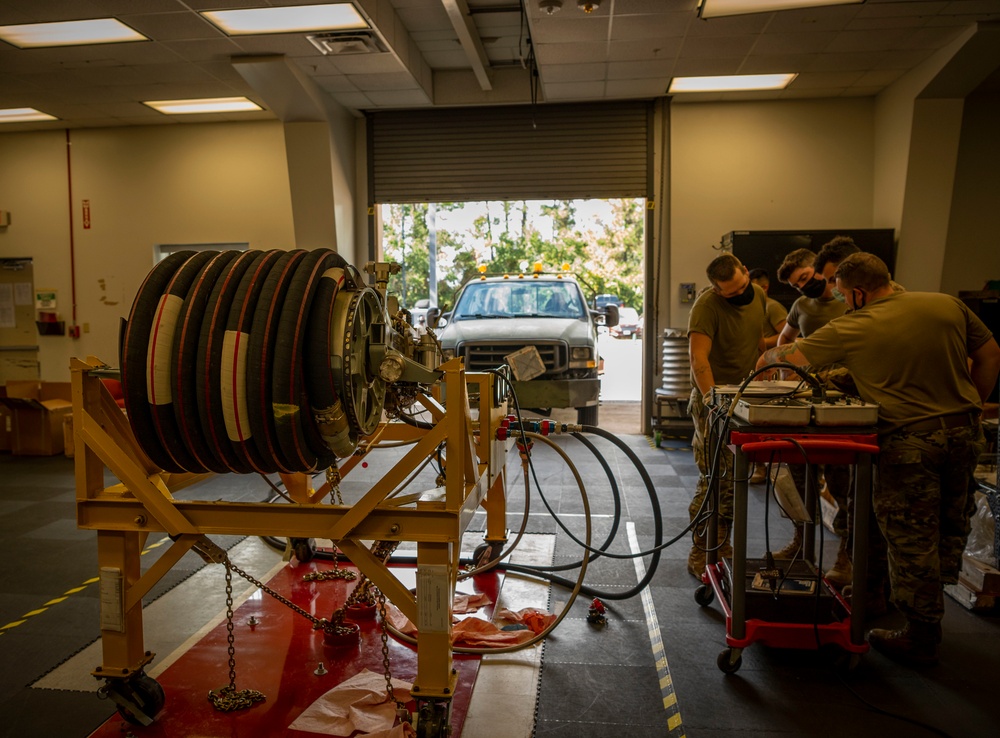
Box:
512 378 600 409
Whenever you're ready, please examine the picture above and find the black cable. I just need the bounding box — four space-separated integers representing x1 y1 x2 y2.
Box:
515 431 623 573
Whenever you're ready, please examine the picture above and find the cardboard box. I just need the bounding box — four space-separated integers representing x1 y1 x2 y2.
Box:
0 380 73 456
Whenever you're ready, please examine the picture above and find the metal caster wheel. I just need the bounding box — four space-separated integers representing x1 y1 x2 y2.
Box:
100 673 166 726
717 647 743 674
471 541 502 570
694 584 714 607
290 537 317 563
416 698 452 738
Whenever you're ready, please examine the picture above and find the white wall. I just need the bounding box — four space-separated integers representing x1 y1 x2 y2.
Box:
669 98 875 328
0 121 297 380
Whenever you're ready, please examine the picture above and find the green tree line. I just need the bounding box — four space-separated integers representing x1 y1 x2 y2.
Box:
380 199 645 312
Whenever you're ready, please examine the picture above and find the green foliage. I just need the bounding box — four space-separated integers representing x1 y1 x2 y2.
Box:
380 198 645 312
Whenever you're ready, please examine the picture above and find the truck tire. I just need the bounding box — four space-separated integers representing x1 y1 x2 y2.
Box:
577 405 598 427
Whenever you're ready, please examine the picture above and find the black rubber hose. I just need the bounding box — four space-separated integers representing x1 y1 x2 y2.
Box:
501 424 664 601
515 429 623 573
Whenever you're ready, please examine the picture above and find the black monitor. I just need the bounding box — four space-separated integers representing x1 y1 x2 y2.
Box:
724 229 897 311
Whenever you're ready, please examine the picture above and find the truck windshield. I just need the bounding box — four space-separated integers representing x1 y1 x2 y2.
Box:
453 281 585 320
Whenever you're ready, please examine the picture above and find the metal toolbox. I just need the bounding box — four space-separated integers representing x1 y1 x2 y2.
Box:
811 399 879 426
734 398 812 426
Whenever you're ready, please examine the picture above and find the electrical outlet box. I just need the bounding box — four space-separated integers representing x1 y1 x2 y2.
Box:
680 282 696 303
0 210 10 227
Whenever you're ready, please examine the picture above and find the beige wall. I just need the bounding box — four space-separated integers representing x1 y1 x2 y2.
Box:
668 98 875 329
0 121 297 380
942 89 1000 296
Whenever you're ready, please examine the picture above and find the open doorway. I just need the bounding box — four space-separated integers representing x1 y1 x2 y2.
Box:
378 199 645 430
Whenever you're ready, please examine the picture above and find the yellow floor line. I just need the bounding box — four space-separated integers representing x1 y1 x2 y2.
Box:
627 522 685 738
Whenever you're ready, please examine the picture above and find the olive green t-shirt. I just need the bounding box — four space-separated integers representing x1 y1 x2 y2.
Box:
763 298 788 338
786 296 848 338
688 284 767 385
797 291 992 433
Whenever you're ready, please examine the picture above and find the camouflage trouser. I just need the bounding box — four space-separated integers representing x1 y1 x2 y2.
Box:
788 463 851 538
688 387 734 526
876 423 986 624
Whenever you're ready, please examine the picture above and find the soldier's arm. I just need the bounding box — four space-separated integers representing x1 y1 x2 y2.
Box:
689 331 715 396
756 342 809 372
969 337 1000 403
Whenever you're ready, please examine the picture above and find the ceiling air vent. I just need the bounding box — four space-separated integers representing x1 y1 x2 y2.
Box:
307 31 387 55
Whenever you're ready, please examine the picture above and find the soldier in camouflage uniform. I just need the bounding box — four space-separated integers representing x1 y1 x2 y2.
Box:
687 254 767 578
757 253 1000 667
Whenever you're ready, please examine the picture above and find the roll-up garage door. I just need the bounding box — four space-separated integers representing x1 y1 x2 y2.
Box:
368 101 652 203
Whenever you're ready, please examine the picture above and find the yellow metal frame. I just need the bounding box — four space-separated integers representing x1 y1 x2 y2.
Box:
72 355 508 700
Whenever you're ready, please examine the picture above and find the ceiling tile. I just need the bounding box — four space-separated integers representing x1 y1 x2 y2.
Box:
330 90 373 108
542 62 607 83
679 34 757 59
326 52 407 74
752 31 839 55
671 56 742 76
542 80 607 100
313 74 359 92
531 16 610 44
826 29 909 53
346 71 422 90
612 12 691 39
791 70 866 89
609 37 683 62
365 87 431 106
604 78 670 98
608 59 674 80
534 42 608 65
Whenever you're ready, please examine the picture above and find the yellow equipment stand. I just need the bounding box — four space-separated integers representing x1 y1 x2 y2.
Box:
71 354 509 732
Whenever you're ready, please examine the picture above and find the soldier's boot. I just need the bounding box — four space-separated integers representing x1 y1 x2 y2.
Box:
824 536 853 587
771 524 803 560
868 620 941 667
687 541 706 580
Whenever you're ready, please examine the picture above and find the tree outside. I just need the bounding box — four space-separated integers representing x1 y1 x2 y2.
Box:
379 199 645 313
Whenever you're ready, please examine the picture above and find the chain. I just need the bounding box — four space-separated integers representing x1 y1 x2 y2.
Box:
303 563 356 583
207 563 266 712
223 555 354 636
326 465 344 506
378 591 405 712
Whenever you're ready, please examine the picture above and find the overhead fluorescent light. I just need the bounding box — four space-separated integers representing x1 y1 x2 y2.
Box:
0 107 58 123
699 0 864 19
143 97 263 115
0 18 146 48
669 73 797 93
202 3 369 36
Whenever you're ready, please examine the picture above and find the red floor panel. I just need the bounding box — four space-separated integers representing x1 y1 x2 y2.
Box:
90 559 497 737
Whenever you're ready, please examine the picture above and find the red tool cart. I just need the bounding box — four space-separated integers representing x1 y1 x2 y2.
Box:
695 421 880 673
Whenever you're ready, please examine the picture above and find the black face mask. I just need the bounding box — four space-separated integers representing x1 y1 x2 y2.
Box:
799 275 827 299
725 280 756 307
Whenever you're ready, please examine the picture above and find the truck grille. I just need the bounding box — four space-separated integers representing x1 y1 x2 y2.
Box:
459 341 567 374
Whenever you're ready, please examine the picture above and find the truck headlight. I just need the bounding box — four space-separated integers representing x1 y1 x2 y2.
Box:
571 347 592 361
441 348 455 361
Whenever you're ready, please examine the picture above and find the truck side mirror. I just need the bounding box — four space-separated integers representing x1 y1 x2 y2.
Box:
604 304 619 328
427 306 442 328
